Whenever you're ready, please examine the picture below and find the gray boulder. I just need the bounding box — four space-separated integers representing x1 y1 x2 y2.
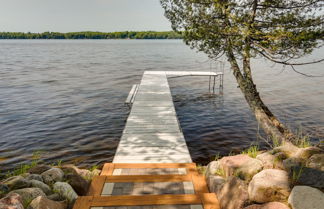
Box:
26 174 43 182
291 166 324 190
2 176 30 190
41 168 64 185
53 182 78 206
306 154 324 171
9 187 46 206
65 174 89 195
29 180 52 195
206 175 225 196
28 165 51 175
288 186 324 209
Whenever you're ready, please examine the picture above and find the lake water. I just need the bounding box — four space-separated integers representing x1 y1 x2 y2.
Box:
0 40 323 171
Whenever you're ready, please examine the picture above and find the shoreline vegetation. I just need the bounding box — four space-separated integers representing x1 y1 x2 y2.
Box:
0 31 183 39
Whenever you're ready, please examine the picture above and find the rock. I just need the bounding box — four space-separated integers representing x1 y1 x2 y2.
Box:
2 176 30 190
27 196 67 209
206 175 225 195
53 182 78 205
47 193 64 201
256 152 283 169
295 146 322 159
26 174 43 182
244 202 290 209
61 164 92 180
41 168 64 185
91 169 101 177
236 158 263 181
9 188 46 206
219 154 263 180
0 193 24 209
0 184 9 195
292 166 324 189
28 165 51 174
283 158 302 170
218 176 249 209
288 186 324 209
66 174 89 195
307 154 324 171
248 169 290 203
272 143 299 158
205 161 222 178
29 180 52 195
256 152 276 169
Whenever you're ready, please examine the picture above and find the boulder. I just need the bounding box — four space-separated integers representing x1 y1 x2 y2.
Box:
288 186 324 209
41 168 64 185
2 176 30 190
66 174 89 195
218 176 249 209
9 188 46 205
27 196 67 209
244 202 290 209
29 180 52 195
47 193 64 201
0 193 24 209
26 174 43 182
206 175 225 195
28 165 51 174
306 154 324 171
0 184 9 196
272 143 299 158
205 161 222 178
282 158 302 170
219 154 263 180
248 169 290 203
91 169 101 176
61 164 92 180
256 152 277 169
291 166 324 190
53 182 78 205
236 159 263 181
294 146 322 160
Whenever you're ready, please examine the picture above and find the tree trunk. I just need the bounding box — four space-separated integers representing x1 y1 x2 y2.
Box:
225 48 295 144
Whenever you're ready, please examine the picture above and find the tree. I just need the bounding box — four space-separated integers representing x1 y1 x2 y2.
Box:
160 0 324 143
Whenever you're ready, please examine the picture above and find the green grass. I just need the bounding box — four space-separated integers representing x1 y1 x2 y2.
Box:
89 165 98 171
242 145 259 158
291 166 303 185
214 167 226 177
214 153 221 161
294 127 311 148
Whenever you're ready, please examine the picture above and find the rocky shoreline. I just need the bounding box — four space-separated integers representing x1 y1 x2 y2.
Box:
1 143 323 209
205 143 324 209
0 164 100 209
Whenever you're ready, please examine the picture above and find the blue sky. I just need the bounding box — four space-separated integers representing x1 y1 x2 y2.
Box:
0 0 171 32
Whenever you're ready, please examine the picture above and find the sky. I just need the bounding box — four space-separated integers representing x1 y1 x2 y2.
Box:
0 0 172 32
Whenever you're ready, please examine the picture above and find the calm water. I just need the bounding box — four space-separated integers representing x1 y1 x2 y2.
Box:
0 40 323 171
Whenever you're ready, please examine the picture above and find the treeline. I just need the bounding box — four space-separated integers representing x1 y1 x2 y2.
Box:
0 31 183 39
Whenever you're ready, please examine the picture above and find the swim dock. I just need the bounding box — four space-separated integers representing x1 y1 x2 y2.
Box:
73 71 223 209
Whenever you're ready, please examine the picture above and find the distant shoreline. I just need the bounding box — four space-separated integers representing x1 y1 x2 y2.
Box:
0 31 183 39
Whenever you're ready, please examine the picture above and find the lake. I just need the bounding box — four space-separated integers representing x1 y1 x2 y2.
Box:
0 40 323 171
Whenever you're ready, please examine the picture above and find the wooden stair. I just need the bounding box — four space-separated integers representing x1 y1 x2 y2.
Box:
73 163 220 209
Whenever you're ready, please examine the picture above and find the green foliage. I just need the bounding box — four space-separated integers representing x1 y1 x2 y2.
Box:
214 166 226 177
89 165 98 171
294 127 311 148
161 0 323 60
0 31 183 39
214 152 221 161
242 145 259 158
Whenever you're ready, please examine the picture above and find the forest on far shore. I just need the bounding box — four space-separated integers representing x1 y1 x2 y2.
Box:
0 31 183 39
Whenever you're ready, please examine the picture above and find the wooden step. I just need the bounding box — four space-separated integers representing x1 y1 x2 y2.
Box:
73 163 220 209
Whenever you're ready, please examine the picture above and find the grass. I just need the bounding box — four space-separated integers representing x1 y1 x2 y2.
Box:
242 145 259 158
89 165 98 171
294 127 311 148
4 151 42 178
214 167 226 177
197 164 206 175
291 166 303 185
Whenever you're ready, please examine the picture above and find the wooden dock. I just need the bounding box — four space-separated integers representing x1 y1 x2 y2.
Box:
73 71 222 209
114 71 221 164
